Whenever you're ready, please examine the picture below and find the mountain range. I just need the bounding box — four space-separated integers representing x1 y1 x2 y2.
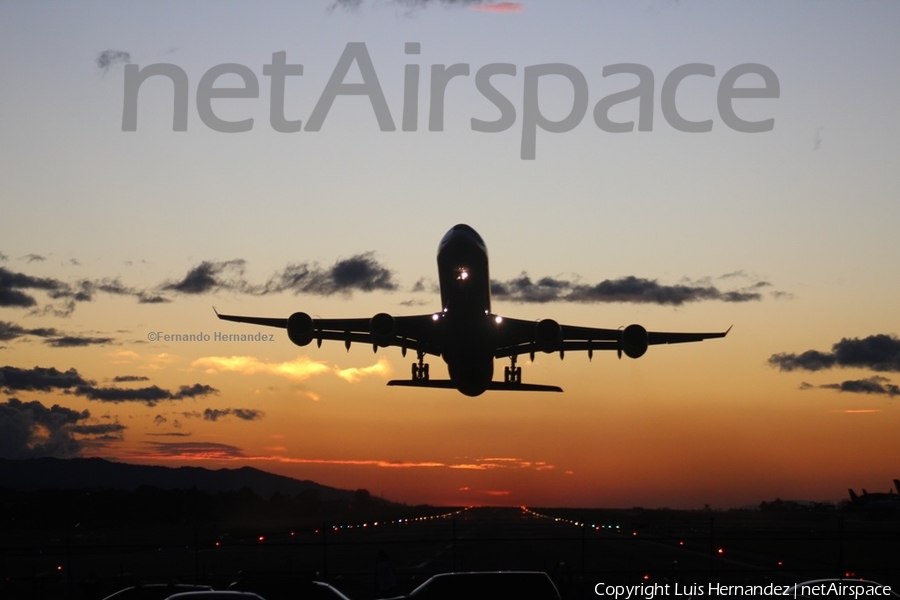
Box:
0 457 362 502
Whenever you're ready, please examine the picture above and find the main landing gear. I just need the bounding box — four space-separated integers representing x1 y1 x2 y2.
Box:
503 355 522 384
411 351 429 381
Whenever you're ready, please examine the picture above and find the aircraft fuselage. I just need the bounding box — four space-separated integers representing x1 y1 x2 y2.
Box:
436 224 495 396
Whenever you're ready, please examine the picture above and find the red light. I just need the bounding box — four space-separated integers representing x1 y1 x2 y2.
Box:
777 561 783 567
258 536 265 542
632 532 638 537
643 574 650 581
679 541 684 546
717 548 724 555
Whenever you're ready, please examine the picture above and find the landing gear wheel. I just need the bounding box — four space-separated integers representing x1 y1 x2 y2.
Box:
504 357 522 384
411 351 429 381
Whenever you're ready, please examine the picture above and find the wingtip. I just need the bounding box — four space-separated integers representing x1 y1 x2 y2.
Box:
212 306 220 317
724 325 733 336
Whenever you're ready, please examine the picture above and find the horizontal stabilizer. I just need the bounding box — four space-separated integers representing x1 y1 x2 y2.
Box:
387 379 563 392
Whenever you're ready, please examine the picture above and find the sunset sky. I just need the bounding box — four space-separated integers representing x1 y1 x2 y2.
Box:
2 0 899 509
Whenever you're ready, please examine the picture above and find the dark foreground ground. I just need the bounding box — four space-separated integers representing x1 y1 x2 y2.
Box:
3 505 898 599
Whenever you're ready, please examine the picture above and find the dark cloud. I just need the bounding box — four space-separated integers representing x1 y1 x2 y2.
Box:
769 334 900 373
0 398 93 459
0 319 118 349
202 408 264 422
0 320 60 342
23 254 46 263
114 375 150 383
491 273 763 305
45 335 116 348
0 365 217 407
143 441 246 459
801 376 900 397
72 382 217 407
0 365 90 392
163 260 247 295
0 266 68 309
97 49 131 73
262 253 397 296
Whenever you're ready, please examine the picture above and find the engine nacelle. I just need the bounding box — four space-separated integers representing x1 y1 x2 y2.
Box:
287 312 315 346
369 312 395 347
535 318 561 352
620 323 648 359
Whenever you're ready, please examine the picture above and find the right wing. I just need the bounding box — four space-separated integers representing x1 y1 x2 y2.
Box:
493 315 730 359
214 309 444 356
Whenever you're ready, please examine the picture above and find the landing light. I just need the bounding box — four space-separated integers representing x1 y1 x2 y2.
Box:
495 315 503 324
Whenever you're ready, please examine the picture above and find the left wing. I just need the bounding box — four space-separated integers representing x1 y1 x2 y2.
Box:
215 309 443 356
493 315 730 360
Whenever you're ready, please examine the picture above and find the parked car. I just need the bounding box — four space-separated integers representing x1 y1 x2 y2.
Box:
101 583 213 600
227 571 352 600
164 592 266 600
380 571 561 600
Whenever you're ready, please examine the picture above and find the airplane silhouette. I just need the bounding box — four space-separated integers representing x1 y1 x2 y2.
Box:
216 224 730 396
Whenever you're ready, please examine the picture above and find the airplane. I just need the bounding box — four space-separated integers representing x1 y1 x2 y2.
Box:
846 480 900 510
216 224 730 396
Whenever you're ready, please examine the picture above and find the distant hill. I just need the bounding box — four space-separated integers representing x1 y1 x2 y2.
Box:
0 457 361 502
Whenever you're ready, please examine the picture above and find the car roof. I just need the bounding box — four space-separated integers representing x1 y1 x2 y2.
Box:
410 571 561 600
165 592 267 600
101 584 213 600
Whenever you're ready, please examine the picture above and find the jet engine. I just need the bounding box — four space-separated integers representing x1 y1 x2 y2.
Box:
535 318 561 352
369 312 395 347
287 312 315 346
620 323 648 359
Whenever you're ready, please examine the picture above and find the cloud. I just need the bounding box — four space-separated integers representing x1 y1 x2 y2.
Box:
0 320 60 342
0 266 69 309
769 334 900 373
96 49 131 73
113 375 150 383
23 254 46 263
491 273 765 305
201 407 264 422
332 0 517 9
162 260 248 295
801 376 900 397
71 383 217 406
140 441 247 460
0 365 90 392
193 355 331 381
470 2 524 12
261 253 397 296
334 359 392 383
0 365 217 407
0 398 120 459
45 335 116 348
